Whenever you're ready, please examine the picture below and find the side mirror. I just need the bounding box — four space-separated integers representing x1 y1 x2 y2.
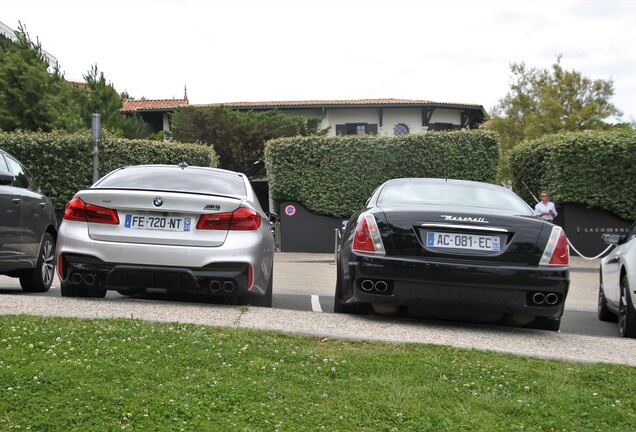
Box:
266 212 278 224
0 170 15 186
601 233 622 245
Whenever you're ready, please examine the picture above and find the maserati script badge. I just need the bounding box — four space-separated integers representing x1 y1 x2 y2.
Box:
440 215 489 223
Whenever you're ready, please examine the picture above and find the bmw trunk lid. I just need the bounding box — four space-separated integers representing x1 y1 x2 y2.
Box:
78 189 243 247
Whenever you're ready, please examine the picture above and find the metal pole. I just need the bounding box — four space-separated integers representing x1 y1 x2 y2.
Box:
91 113 101 183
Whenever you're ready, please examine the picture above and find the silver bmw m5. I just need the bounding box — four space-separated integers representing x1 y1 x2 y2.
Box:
56 163 275 307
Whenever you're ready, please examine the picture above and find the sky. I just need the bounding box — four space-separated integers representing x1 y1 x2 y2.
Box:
2 0 635 122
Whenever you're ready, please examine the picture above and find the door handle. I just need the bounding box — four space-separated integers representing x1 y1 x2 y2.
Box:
12 198 21 205
39 202 48 208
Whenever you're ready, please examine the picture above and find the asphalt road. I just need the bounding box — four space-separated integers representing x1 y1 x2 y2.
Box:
0 253 620 338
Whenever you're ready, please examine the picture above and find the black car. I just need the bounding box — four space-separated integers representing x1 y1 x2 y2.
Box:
0 149 57 292
334 178 570 331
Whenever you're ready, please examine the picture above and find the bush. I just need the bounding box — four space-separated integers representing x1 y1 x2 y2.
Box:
0 129 218 216
265 130 500 218
509 130 636 221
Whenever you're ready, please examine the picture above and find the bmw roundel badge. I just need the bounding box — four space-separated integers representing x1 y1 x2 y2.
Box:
153 197 163 207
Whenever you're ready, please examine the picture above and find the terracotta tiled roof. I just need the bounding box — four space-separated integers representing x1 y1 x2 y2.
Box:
194 98 484 109
120 98 484 113
121 98 189 112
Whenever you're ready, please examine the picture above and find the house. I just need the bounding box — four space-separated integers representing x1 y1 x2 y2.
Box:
121 97 486 136
120 96 486 215
120 95 189 133
0 20 58 70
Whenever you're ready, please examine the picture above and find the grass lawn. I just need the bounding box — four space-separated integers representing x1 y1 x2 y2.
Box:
1 314 635 431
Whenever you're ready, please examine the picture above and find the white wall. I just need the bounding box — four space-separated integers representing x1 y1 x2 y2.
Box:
381 108 422 136
322 107 463 136
429 109 461 124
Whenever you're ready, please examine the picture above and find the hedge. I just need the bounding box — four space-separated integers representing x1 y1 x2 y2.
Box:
509 130 636 221
0 130 218 216
265 130 500 218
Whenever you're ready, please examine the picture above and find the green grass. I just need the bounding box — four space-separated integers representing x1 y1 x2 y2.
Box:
1 315 635 431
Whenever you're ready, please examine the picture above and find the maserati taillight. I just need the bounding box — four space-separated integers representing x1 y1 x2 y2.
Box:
63 197 119 225
539 226 570 266
196 207 261 231
352 214 386 254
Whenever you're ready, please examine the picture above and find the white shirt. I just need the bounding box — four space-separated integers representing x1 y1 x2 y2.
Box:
535 201 557 221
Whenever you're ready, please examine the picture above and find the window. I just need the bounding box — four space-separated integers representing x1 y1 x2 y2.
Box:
335 123 378 135
393 123 409 136
430 122 455 131
5 156 35 190
0 154 8 172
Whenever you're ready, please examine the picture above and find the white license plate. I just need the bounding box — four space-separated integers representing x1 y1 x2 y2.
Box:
124 214 191 232
426 231 500 251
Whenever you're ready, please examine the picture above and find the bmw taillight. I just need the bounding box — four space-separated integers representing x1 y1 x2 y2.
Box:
352 214 386 254
197 207 261 231
539 226 570 266
63 197 119 225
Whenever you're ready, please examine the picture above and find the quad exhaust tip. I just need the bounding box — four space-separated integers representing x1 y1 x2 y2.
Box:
209 279 236 294
360 279 391 294
70 272 96 286
531 292 560 305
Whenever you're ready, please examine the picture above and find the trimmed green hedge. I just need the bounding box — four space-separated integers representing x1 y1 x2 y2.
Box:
265 130 500 218
509 130 636 221
0 130 218 216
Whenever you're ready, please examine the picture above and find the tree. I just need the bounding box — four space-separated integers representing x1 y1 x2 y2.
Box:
0 24 83 132
0 24 151 138
79 65 152 139
170 106 327 177
483 56 626 180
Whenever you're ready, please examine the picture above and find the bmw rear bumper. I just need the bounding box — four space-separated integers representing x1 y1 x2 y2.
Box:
56 221 274 298
343 253 570 319
59 253 253 298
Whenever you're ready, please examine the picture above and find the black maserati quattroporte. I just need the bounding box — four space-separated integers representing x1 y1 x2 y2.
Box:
334 178 570 331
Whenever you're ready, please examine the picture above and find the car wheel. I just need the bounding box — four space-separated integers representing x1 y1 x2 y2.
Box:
528 316 561 331
243 268 273 308
116 288 142 296
618 276 636 338
597 283 617 322
60 282 107 298
20 233 55 293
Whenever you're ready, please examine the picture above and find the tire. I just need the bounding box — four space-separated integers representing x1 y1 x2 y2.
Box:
618 276 636 338
597 284 617 322
60 282 107 298
116 288 142 296
243 268 273 308
20 232 55 293
333 263 369 315
528 316 561 331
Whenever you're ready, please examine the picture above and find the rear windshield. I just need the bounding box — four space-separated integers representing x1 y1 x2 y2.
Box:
95 167 247 197
378 181 533 214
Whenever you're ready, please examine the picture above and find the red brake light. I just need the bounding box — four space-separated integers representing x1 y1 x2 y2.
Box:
540 226 570 266
197 208 261 231
352 214 386 254
63 197 119 225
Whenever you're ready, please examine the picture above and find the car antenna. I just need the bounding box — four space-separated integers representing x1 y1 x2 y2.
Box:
178 161 188 170
520 180 539 203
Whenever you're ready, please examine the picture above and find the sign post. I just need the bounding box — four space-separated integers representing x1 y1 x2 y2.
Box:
91 113 100 183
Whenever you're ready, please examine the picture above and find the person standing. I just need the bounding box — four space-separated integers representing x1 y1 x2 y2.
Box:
535 191 558 222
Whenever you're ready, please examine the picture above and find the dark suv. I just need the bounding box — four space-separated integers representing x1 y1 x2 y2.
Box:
0 149 57 292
